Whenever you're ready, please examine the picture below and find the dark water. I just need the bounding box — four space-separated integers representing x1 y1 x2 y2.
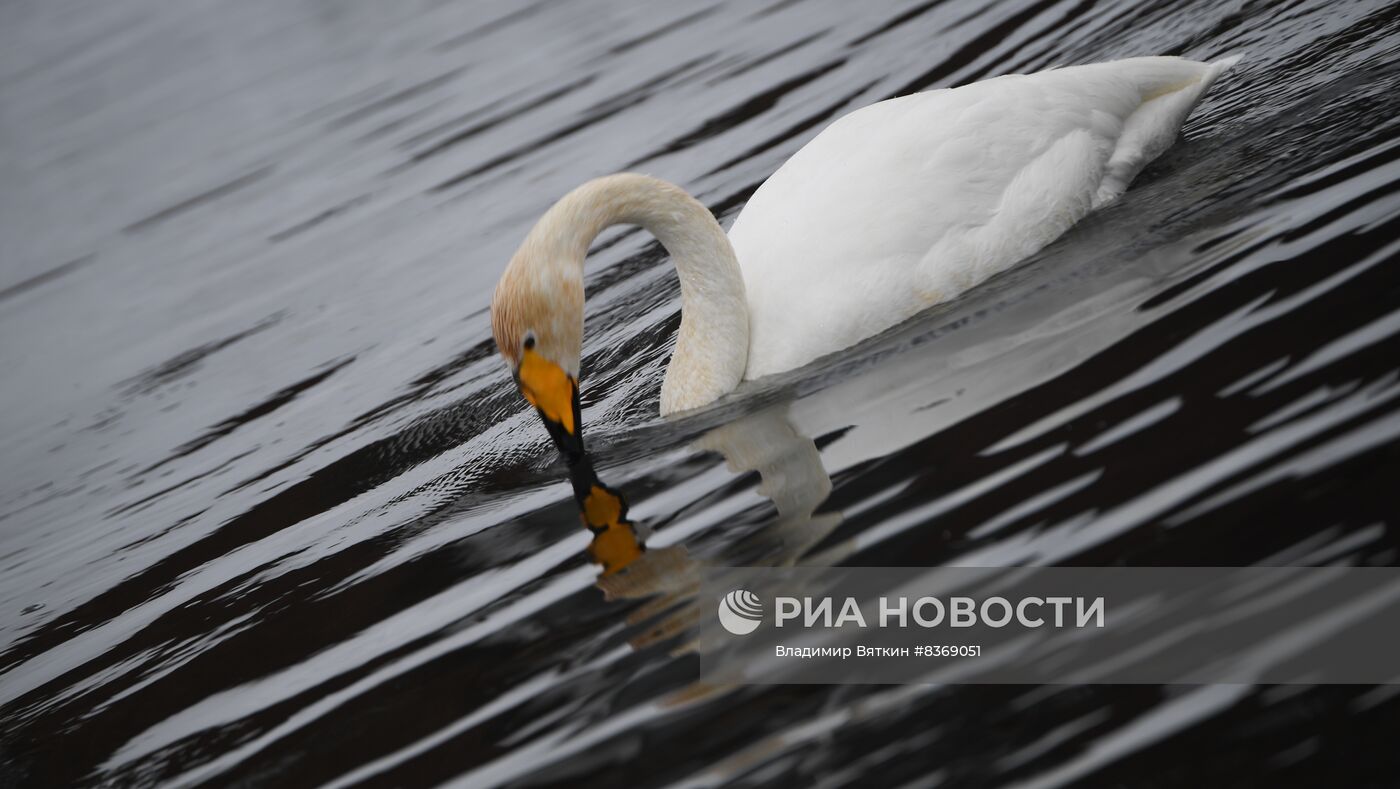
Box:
3 0 1400 785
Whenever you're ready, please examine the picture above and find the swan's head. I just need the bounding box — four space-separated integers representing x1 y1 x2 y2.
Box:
491 245 586 461
493 244 651 575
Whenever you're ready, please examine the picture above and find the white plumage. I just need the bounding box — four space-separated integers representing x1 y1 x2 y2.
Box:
492 56 1241 418
730 55 1241 378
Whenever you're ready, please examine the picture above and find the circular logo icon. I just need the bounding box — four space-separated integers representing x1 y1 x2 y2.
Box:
717 589 763 635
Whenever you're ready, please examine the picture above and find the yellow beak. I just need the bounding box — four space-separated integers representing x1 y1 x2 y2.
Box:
515 349 644 575
517 347 576 433
516 346 583 461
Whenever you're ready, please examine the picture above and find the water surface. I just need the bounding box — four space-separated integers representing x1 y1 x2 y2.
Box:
2 0 1399 785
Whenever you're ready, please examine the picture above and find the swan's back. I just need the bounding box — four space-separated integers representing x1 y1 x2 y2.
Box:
729 56 1240 379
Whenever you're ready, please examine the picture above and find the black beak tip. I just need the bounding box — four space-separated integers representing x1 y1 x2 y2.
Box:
542 414 585 466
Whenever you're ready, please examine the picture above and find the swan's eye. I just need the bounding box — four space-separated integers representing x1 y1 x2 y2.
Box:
523 332 536 351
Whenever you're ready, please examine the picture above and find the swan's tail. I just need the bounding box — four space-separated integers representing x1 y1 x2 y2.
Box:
1203 53 1245 91
1092 54 1243 206
1212 53 1246 71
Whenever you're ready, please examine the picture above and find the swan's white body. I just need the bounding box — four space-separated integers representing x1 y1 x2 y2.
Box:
730 56 1239 378
492 56 1240 419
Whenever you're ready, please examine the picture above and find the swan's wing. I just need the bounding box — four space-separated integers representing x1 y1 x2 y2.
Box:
729 57 1233 378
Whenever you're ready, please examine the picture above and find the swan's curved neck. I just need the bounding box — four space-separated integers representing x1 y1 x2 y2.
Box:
529 174 749 414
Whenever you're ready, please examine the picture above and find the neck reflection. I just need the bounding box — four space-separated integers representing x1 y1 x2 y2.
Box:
564 403 844 643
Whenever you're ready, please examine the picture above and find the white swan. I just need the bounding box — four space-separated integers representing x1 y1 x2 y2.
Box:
491 55 1240 451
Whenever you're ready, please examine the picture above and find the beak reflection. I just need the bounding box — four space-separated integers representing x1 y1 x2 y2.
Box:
577 478 643 575
563 450 644 576
513 350 644 575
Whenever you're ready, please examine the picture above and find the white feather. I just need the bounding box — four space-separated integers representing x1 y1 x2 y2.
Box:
729 56 1242 378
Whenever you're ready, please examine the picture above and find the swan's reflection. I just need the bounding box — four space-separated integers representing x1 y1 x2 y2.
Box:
562 402 847 657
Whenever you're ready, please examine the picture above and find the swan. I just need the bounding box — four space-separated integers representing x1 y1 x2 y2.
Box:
491 55 1241 454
